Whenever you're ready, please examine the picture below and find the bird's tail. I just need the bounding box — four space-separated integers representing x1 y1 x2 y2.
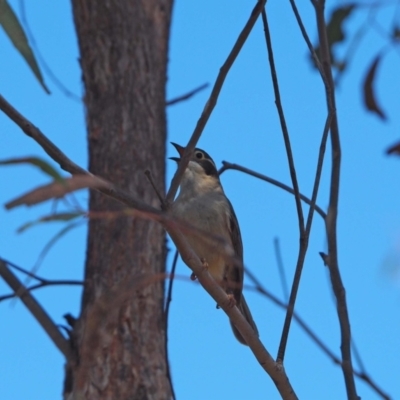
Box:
230 295 258 345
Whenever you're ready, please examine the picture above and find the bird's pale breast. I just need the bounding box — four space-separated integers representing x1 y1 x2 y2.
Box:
171 192 232 283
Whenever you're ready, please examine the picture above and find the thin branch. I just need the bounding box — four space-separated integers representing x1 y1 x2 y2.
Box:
219 162 326 219
262 8 304 234
244 269 392 400
165 0 267 204
166 83 209 106
0 279 83 301
313 1 358 398
0 94 165 218
2 257 46 282
164 250 179 400
262 8 313 365
276 92 332 363
164 250 179 314
288 0 326 81
0 260 71 359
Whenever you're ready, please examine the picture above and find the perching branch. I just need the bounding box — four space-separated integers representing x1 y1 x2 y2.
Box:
0 93 297 399
166 227 297 399
0 259 71 359
165 0 267 204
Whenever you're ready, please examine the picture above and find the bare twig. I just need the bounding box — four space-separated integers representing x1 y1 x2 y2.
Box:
0 279 83 301
164 250 179 400
0 94 164 217
165 0 267 204
164 250 179 314
244 269 392 400
0 260 71 359
288 0 325 80
166 83 209 106
277 110 332 361
313 1 358 398
218 162 326 219
261 9 304 234
262 9 313 365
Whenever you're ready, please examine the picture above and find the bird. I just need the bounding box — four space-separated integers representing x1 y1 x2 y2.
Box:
169 142 258 345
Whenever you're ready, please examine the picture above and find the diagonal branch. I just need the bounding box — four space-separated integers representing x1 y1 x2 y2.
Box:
0 93 297 399
0 260 71 359
166 226 297 399
0 94 164 217
165 0 267 204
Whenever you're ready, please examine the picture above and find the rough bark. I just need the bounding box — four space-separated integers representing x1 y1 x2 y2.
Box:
66 1 173 399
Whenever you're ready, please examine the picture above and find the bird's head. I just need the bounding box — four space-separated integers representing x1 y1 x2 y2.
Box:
170 142 221 194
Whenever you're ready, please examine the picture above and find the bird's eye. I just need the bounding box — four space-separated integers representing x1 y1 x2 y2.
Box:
195 152 203 159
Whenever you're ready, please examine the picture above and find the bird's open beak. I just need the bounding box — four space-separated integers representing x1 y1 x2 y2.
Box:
169 142 185 162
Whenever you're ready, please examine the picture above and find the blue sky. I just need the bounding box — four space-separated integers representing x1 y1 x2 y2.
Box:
1 1 399 399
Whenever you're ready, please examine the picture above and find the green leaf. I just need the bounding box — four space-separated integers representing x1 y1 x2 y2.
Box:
17 212 83 233
0 0 50 93
0 156 64 181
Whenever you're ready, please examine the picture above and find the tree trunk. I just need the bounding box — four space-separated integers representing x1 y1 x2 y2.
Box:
65 1 173 399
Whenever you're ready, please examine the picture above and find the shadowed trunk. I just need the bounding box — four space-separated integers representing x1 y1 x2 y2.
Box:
65 1 173 398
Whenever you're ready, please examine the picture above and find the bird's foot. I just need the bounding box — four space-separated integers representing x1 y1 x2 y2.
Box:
216 294 236 309
226 294 237 308
200 257 209 270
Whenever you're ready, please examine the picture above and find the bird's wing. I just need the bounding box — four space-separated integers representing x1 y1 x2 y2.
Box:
225 199 244 304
